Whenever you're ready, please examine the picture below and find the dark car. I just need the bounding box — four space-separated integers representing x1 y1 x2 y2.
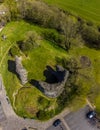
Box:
53 119 61 127
86 111 96 119
21 128 27 130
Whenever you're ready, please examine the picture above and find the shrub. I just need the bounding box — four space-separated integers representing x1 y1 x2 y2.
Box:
9 46 20 57
18 0 67 31
36 110 55 120
38 96 50 108
0 0 4 3
81 24 100 49
17 31 39 51
5 0 19 20
43 29 65 48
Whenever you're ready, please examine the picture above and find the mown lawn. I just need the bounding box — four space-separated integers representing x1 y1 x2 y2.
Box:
43 0 100 25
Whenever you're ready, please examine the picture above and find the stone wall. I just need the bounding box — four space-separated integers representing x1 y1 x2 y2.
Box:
39 65 69 98
15 56 28 85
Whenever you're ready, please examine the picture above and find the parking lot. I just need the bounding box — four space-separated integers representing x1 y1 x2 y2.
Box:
46 121 67 130
64 105 99 130
0 101 6 122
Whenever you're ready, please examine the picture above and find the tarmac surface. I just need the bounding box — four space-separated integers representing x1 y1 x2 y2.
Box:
0 75 100 130
64 105 100 130
46 121 67 130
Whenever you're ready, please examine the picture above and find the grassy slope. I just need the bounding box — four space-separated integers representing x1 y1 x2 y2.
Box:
43 0 100 113
23 40 67 81
43 0 100 25
0 21 66 117
1 20 100 116
69 46 100 111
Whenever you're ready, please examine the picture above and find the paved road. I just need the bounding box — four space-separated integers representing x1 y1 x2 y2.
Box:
1 74 98 130
64 105 99 130
46 122 67 130
0 102 6 122
0 75 70 130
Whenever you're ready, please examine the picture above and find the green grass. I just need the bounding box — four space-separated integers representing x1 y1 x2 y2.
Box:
0 20 66 118
0 20 100 118
69 46 100 84
69 46 100 110
15 87 57 118
43 0 100 25
22 40 67 81
95 95 100 114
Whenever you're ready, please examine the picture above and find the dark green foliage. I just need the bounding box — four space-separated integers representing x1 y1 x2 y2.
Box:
81 24 100 49
9 46 20 57
43 29 65 48
6 0 100 51
57 57 79 73
56 58 81 110
38 96 50 108
17 41 34 51
36 110 55 120
18 0 67 31
17 31 39 51
19 0 79 50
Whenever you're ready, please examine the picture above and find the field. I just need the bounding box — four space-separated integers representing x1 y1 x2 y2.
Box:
44 0 100 25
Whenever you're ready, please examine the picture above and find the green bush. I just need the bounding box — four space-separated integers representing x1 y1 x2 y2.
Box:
38 96 50 108
9 46 20 57
81 24 100 49
36 110 55 120
43 30 65 48
18 0 67 31
17 31 39 51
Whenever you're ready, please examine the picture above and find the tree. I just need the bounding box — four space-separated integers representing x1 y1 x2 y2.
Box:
24 31 38 45
81 24 100 49
61 17 79 50
5 0 19 20
17 31 39 51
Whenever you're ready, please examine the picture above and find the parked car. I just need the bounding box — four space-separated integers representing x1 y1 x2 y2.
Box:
86 111 96 119
53 119 61 127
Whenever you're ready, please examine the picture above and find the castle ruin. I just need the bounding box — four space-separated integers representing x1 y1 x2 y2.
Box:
15 56 28 85
39 65 69 98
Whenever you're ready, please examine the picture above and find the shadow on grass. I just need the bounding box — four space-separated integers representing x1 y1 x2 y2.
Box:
44 65 58 83
30 79 44 93
8 60 20 80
